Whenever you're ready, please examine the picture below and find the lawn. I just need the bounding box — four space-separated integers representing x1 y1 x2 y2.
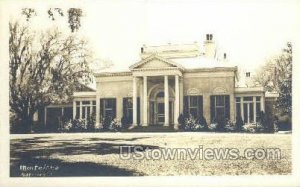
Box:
10 132 291 176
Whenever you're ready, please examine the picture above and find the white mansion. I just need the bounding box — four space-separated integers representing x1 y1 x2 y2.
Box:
42 34 276 131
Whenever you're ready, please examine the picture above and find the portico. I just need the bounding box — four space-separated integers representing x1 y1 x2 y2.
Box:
131 73 181 129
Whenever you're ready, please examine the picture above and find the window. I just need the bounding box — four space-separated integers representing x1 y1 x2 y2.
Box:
210 95 230 122
75 100 96 119
243 96 254 123
100 98 116 120
184 96 203 118
123 98 133 123
157 91 164 98
243 103 254 123
123 97 140 124
235 96 262 123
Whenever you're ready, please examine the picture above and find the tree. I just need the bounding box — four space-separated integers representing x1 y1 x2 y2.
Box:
21 8 83 32
9 21 93 132
276 43 292 117
253 42 292 117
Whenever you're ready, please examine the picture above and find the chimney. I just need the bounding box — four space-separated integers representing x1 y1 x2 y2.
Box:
245 72 251 87
204 33 216 59
246 72 251 77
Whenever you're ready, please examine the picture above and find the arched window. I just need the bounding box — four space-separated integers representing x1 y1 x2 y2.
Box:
156 91 164 98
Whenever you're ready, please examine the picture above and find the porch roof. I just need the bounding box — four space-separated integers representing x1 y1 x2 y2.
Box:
234 87 265 94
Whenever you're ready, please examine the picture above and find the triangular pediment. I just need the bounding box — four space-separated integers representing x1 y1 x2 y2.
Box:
130 54 183 70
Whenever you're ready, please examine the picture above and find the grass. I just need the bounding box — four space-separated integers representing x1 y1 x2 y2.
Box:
10 132 291 176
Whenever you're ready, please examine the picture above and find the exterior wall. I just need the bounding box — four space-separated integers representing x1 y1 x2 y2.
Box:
96 75 134 120
95 70 236 124
183 71 235 123
265 97 277 118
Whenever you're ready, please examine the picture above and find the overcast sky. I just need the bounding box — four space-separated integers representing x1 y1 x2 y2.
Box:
9 0 300 72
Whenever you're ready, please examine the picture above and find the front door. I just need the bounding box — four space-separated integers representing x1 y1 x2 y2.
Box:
157 102 165 125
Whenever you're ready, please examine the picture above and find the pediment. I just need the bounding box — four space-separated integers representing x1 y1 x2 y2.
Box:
130 55 183 70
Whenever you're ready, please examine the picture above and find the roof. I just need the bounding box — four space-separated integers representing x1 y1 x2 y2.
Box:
96 55 236 75
76 83 96 92
235 87 265 93
171 56 236 69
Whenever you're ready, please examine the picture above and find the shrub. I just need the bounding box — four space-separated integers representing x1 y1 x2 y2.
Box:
277 115 291 131
208 123 217 131
109 118 122 131
62 120 73 132
184 115 200 131
259 111 276 133
121 115 131 129
178 113 209 132
178 113 185 127
243 123 264 133
197 115 208 131
224 119 236 132
61 119 86 132
235 115 244 132
102 116 113 131
215 116 227 132
86 114 96 132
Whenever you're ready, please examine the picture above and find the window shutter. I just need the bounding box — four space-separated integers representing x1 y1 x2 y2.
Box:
198 96 203 117
112 98 116 119
225 95 230 119
123 98 126 117
100 99 104 121
137 97 140 124
210 96 215 122
183 96 189 117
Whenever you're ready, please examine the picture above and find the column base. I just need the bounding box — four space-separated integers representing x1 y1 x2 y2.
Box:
174 123 179 130
142 123 148 127
95 123 102 130
163 123 169 127
129 124 137 129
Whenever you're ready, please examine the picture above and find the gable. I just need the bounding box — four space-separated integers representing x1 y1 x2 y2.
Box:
139 59 176 69
130 55 183 70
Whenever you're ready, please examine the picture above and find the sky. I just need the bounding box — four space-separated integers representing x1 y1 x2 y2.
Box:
8 0 300 72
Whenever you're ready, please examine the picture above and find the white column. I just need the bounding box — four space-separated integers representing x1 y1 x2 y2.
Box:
79 101 82 119
96 96 100 129
254 97 257 123
132 76 138 126
174 75 180 129
261 95 265 112
143 76 148 126
73 100 76 119
179 77 184 114
241 97 244 121
164 75 169 126
139 79 143 124
44 107 47 126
